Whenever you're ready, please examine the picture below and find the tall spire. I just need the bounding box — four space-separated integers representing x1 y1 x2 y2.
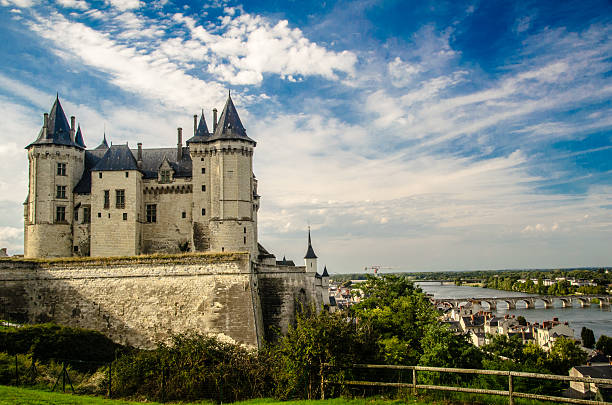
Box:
95 133 109 150
209 93 255 143
27 95 75 148
304 226 317 259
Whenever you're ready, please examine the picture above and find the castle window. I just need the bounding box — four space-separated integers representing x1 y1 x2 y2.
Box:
99 172 102 179
243 227 246 233
244 236 246 244
104 190 110 209
123 213 128 221
201 208 206 216
125 172 129 178
160 170 171 183
201 185 206 192
55 206 66 223
115 189 125 209
57 163 66 176
74 246 78 252
146 204 157 223
56 185 66 199
182 211 186 218
83 207 90 223
201 168 205 174
98 212 101 218
74 209 78 221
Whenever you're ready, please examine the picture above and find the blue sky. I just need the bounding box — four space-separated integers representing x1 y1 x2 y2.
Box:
0 0 611 272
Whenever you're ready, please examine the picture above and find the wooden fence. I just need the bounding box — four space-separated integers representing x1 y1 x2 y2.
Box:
321 363 612 405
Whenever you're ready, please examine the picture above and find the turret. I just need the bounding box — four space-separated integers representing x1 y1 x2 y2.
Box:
304 227 318 273
24 95 85 258
187 94 258 259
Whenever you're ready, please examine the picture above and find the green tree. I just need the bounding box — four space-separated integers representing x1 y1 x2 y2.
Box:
547 336 587 374
581 327 596 349
596 335 612 356
517 316 527 326
350 275 439 365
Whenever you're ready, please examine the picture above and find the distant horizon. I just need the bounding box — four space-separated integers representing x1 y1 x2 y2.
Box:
0 0 611 271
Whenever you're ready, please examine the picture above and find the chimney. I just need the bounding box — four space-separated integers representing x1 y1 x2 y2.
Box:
177 128 183 160
70 116 76 141
193 114 198 136
213 108 218 131
43 113 49 138
137 143 142 169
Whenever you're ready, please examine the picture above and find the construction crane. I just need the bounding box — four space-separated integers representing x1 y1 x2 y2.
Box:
363 265 394 275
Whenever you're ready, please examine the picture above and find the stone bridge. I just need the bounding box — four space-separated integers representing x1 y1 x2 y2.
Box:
433 295 611 310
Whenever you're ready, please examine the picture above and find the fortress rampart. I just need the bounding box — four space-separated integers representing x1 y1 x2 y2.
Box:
0 252 263 348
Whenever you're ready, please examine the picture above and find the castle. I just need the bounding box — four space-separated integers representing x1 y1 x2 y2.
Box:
25 94 260 259
10 94 332 347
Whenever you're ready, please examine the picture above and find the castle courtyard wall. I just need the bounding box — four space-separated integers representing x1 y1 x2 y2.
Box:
0 253 261 349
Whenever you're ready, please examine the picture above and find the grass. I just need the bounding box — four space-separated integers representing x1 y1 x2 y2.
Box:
0 386 567 405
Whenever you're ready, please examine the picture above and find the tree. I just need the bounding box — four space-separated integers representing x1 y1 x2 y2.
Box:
517 316 527 326
596 335 612 356
581 327 596 349
547 337 588 374
350 275 439 365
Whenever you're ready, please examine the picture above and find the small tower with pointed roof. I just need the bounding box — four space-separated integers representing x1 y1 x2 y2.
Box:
187 93 259 258
304 227 318 273
24 96 85 258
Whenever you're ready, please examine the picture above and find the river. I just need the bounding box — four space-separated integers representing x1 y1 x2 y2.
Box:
415 282 612 340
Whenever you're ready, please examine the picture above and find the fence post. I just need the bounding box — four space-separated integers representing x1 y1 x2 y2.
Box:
412 367 417 395
508 372 514 405
320 364 325 400
15 354 19 386
107 361 112 398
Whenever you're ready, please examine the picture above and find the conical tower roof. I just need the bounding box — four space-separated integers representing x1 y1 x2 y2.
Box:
304 227 318 259
322 266 329 277
95 134 109 150
186 110 211 143
208 93 255 144
75 125 86 149
28 95 77 148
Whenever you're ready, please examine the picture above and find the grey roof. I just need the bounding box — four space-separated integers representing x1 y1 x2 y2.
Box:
74 149 106 194
315 272 322 279
75 125 86 148
93 144 139 171
322 266 329 277
574 365 612 379
95 134 109 150
186 111 211 143
276 256 296 266
28 96 80 149
207 95 255 144
132 147 192 179
304 228 318 259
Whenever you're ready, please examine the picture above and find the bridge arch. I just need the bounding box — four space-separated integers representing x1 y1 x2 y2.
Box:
558 298 572 308
575 297 591 307
536 298 554 309
515 298 535 309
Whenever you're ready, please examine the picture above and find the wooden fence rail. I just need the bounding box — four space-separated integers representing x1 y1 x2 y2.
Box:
321 363 612 405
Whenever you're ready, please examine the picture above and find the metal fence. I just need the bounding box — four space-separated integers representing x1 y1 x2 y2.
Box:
322 363 612 405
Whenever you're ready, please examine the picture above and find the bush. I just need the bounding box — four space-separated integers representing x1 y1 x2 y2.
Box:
0 323 124 370
111 333 271 403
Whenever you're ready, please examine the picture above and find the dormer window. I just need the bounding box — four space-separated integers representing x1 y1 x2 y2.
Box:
160 170 171 183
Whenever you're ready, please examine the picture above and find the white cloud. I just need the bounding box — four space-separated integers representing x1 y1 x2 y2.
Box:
0 0 34 8
56 0 88 10
106 0 140 11
387 57 421 87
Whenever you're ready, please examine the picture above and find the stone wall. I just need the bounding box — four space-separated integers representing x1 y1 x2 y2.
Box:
256 264 319 343
0 253 261 349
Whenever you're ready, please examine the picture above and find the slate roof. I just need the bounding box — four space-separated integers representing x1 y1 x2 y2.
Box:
276 256 296 266
95 134 109 150
73 148 106 194
28 96 80 149
322 266 329 277
574 365 612 380
258 243 276 260
75 125 86 148
315 272 322 279
304 228 318 259
132 147 192 179
207 95 255 144
186 111 211 143
93 144 139 171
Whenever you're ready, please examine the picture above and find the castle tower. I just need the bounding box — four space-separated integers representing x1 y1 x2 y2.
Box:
187 94 258 258
24 96 85 258
304 227 318 273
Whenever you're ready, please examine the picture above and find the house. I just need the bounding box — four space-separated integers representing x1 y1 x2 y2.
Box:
569 365 612 401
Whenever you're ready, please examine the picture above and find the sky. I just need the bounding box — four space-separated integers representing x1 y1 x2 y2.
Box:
0 0 611 273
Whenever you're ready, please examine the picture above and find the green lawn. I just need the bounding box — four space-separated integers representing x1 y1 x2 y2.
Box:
0 385 566 405
0 386 428 405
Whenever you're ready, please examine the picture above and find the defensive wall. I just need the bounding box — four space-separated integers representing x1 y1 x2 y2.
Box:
0 252 262 349
0 252 320 349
